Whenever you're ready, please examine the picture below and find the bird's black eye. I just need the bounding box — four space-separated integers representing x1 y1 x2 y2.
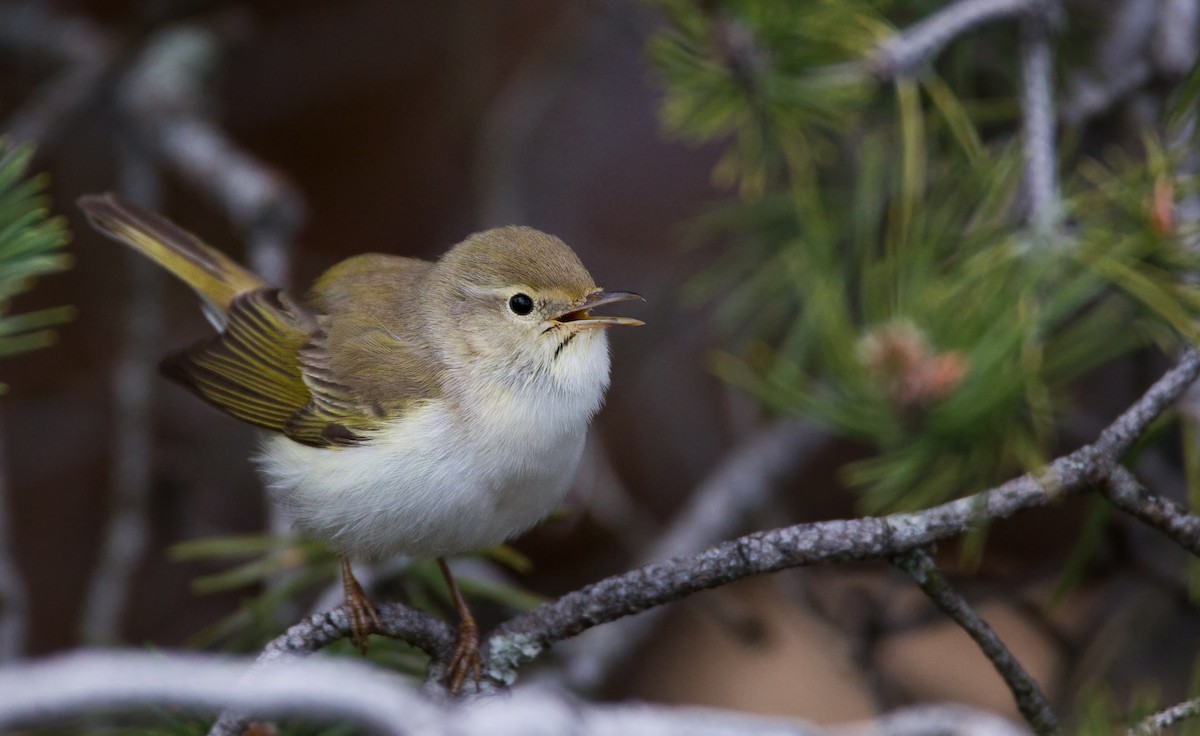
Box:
508 293 534 315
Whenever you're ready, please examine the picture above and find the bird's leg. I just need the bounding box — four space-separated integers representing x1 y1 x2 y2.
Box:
341 557 381 654
438 557 482 694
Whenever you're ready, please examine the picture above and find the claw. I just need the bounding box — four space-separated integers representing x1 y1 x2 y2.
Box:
438 557 483 695
341 558 381 654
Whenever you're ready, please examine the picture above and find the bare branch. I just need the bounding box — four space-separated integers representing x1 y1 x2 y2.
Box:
1060 63 1152 127
892 549 1060 736
0 650 1031 736
79 143 163 642
0 650 435 734
1153 0 1200 77
558 420 826 691
1101 466 1200 556
0 3 114 146
207 601 454 736
484 348 1200 679
1019 11 1061 233
868 0 1049 79
1094 350 1200 458
1130 695 1200 736
120 23 303 286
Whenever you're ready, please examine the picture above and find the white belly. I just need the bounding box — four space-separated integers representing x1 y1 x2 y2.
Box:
256 393 590 560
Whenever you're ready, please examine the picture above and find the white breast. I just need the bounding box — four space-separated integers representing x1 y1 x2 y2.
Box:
255 330 611 560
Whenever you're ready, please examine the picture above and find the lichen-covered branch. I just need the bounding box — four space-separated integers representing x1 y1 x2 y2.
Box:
1130 695 1200 736
194 348 1200 698
1101 466 1200 556
485 349 1200 681
892 549 1060 736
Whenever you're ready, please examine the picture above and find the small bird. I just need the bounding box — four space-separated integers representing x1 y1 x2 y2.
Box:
78 193 642 692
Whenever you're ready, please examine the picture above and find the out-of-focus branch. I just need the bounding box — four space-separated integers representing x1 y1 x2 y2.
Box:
0 650 1031 736
867 0 1051 79
1130 695 1200 736
0 651 433 734
207 602 454 736
0 419 28 661
892 549 1060 736
1060 63 1152 127
556 420 827 692
79 142 163 642
1019 12 1060 233
0 3 114 146
1153 0 1200 77
120 24 303 286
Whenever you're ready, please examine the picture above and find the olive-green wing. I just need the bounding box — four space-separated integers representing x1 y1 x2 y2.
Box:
161 289 383 447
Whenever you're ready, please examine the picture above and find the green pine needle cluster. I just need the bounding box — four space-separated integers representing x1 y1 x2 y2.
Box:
651 1 1200 511
0 139 72 372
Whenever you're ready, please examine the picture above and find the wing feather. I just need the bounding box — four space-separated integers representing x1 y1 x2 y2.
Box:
161 289 385 447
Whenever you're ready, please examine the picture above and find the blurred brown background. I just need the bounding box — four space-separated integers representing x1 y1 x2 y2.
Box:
1 0 1193 728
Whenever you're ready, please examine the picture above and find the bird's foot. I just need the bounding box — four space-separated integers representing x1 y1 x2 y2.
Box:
446 614 482 696
341 559 382 654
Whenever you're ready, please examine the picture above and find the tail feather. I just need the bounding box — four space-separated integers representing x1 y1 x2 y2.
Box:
77 192 268 316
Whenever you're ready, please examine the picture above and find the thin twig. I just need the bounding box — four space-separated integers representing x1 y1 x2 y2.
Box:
891 549 1061 736
0 3 114 146
868 0 1049 79
557 420 827 692
1019 10 1061 233
1130 695 1200 736
120 23 304 283
79 140 163 642
1101 466 1200 556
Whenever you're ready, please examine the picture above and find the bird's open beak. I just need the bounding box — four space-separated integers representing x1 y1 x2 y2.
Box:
554 289 644 328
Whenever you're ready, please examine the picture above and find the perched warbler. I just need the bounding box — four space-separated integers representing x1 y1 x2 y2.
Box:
78 193 642 692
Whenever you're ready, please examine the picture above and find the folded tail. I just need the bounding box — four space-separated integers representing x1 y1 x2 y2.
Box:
77 192 268 320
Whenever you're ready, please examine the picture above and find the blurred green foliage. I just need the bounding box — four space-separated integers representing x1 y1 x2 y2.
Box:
650 0 1200 511
0 139 71 377
170 534 542 661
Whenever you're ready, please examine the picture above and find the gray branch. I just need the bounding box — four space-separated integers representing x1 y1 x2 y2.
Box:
557 420 827 692
486 348 1200 681
196 349 1200 700
0 650 1032 736
868 0 1051 78
892 549 1060 736
208 601 454 736
0 3 114 146
1019 12 1061 233
1130 695 1200 735
120 23 303 286
79 141 164 642
1101 465 1200 556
